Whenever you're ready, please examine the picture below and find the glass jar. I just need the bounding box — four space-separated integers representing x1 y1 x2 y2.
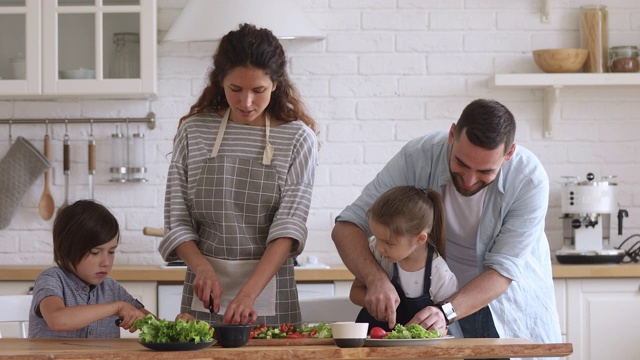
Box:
110 125 127 182
580 5 609 73
608 46 640 72
110 32 140 79
128 129 147 182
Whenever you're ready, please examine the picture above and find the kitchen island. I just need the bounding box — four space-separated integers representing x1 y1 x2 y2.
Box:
0 338 572 359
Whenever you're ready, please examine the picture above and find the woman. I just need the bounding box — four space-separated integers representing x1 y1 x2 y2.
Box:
159 23 318 327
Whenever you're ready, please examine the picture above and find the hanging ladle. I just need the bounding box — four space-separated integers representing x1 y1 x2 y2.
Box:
38 121 55 220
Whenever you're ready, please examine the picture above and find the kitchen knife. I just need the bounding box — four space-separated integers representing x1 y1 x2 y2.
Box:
209 293 216 314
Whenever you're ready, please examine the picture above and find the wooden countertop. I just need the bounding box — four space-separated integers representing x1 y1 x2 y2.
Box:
0 338 572 359
1 263 639 282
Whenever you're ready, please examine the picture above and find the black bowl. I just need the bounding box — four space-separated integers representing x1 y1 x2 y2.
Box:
213 324 253 348
334 338 366 348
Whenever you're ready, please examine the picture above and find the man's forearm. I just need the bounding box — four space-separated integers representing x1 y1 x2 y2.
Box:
331 221 387 285
447 268 511 319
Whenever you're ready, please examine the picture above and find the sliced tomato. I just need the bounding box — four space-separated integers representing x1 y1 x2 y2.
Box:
285 332 303 339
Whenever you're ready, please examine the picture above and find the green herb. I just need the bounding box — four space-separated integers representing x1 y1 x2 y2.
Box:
300 322 333 338
133 314 214 343
384 324 441 339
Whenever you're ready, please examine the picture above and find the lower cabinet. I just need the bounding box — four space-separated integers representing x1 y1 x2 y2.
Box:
564 278 640 360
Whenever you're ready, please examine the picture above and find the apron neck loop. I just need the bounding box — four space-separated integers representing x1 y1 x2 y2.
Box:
262 114 274 165
210 108 231 158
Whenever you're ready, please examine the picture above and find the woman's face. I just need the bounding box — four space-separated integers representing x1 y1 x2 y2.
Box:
74 235 118 286
222 66 276 126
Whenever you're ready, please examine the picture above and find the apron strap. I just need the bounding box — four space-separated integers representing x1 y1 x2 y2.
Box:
262 114 274 165
210 108 230 158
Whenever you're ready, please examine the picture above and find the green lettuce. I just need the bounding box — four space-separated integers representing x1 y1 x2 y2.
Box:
385 324 442 339
133 314 214 343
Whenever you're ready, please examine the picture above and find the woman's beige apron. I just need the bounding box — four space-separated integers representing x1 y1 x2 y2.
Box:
181 109 300 325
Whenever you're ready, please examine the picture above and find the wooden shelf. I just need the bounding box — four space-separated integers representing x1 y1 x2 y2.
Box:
493 73 640 138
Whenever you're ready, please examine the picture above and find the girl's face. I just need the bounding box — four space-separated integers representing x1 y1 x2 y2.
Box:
222 66 276 126
370 219 425 264
74 235 118 286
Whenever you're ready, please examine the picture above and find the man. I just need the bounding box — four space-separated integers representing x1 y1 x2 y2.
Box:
332 99 562 356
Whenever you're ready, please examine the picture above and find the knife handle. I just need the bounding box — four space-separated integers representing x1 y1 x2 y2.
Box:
63 137 70 173
88 140 96 174
115 318 123 326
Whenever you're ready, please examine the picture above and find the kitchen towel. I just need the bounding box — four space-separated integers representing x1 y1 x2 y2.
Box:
0 136 51 229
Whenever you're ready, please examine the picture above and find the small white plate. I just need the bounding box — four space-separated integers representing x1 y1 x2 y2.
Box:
364 335 454 347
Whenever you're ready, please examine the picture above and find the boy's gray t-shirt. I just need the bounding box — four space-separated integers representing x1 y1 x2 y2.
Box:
28 266 144 338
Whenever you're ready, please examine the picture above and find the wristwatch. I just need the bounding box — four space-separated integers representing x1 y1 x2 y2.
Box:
436 301 457 325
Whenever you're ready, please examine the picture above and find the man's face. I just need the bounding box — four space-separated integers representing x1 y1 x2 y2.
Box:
447 124 515 197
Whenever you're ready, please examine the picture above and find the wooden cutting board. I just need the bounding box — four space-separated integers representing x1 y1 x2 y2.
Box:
248 338 334 346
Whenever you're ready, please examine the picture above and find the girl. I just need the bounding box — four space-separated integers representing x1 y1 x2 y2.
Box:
351 186 458 333
29 200 150 338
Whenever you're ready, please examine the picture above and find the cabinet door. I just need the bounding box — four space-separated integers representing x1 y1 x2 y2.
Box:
0 0 41 95
42 0 156 97
567 278 640 360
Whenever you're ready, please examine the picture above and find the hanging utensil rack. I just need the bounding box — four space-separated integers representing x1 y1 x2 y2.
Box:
0 112 155 130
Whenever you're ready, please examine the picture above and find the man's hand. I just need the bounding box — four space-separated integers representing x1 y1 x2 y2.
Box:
364 279 400 329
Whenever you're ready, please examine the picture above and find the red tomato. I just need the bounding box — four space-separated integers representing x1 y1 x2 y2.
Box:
370 327 388 339
285 332 303 339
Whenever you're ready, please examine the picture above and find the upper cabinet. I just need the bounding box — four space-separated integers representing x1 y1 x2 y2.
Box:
0 0 156 99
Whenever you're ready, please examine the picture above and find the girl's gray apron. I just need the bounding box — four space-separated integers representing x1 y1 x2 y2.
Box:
182 108 300 325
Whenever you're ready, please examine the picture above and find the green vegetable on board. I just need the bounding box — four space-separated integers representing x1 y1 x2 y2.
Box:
384 324 442 339
133 314 214 344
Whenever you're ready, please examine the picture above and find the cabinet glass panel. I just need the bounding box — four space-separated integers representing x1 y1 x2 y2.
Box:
0 1 25 6
0 13 26 80
58 13 96 79
104 0 140 5
104 13 140 79
58 0 94 6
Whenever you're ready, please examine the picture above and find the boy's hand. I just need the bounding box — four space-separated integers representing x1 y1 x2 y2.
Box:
116 302 147 332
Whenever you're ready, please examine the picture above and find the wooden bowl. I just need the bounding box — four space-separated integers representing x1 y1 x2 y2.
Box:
532 49 588 73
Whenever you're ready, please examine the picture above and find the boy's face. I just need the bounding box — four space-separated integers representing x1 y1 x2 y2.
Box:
74 235 118 285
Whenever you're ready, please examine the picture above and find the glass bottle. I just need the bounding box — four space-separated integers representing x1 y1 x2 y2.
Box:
128 127 147 182
110 32 140 79
580 5 608 73
110 125 127 182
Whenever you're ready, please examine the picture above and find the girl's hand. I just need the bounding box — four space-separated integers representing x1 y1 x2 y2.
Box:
406 306 447 333
222 294 257 325
116 302 147 331
192 265 223 314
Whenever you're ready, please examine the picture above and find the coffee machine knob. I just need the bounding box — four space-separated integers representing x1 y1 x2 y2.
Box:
571 219 582 229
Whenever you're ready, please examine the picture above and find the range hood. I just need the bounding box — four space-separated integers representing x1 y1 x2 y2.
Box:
164 0 324 42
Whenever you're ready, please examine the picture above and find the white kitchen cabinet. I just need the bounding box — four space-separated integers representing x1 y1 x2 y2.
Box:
565 278 640 360
0 0 156 98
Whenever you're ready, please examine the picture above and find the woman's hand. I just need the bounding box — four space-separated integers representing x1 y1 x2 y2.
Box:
222 293 257 325
192 265 222 314
175 312 196 323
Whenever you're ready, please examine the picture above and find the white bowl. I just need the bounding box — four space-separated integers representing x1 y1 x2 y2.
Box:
330 322 368 348
59 68 95 79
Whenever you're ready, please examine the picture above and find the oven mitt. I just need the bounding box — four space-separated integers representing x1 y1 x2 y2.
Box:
0 136 51 229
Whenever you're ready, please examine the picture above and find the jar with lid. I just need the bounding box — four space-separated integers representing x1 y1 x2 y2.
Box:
608 46 640 72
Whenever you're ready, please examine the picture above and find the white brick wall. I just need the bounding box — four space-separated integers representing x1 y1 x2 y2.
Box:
1 0 640 266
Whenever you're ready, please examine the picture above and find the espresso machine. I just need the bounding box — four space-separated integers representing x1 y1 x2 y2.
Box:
555 173 628 264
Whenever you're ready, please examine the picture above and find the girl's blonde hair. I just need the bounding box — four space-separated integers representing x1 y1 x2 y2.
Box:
368 186 446 259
